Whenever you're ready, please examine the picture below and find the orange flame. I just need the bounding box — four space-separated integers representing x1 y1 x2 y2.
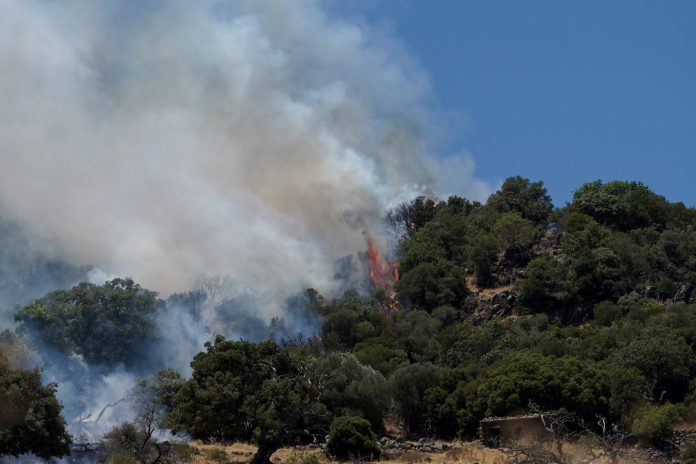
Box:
363 231 400 314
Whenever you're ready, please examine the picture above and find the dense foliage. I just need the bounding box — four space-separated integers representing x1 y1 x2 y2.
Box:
326 415 380 460
168 338 328 464
315 178 696 445
14 278 163 367
0 346 71 459
5 176 696 461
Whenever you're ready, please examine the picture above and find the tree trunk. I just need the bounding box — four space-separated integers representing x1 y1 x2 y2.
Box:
250 442 278 464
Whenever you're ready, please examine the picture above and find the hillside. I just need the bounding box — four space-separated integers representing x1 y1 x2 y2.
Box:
4 177 696 463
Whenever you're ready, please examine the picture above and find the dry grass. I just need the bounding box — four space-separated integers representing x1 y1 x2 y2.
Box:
190 440 659 464
192 440 509 464
378 442 508 464
466 275 514 299
192 442 325 464
476 284 514 300
674 421 696 431
506 440 659 464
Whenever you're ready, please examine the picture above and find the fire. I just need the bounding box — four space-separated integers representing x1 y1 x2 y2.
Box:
363 231 400 314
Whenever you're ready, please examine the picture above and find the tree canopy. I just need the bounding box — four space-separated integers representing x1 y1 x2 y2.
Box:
0 348 71 459
5 176 696 458
168 337 328 464
15 278 163 367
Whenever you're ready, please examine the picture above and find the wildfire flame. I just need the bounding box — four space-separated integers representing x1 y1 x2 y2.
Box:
363 231 400 314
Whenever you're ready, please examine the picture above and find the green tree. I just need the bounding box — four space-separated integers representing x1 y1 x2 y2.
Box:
353 343 408 377
396 260 469 312
169 338 327 464
457 352 610 435
611 329 691 402
394 310 442 362
15 278 163 367
493 212 537 262
309 353 388 431
605 366 648 421
388 362 441 433
322 309 361 350
571 180 670 231
386 195 439 239
594 301 623 327
471 235 500 288
487 176 553 224
516 256 574 314
0 350 71 459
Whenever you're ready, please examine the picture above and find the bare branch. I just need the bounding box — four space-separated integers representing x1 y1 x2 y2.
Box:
95 398 126 422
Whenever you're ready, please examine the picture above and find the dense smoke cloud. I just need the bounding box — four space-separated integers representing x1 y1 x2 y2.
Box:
0 217 89 327
0 0 490 311
0 0 495 444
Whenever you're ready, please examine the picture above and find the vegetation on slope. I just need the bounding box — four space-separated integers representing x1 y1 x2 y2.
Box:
4 177 696 463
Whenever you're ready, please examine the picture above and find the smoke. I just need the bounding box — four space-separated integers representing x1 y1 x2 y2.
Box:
0 0 496 445
0 0 491 311
0 216 89 328
57 368 135 442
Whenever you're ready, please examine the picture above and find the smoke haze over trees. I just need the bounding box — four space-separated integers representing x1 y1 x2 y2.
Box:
0 3 491 451
1 2 696 464
0 0 492 309
3 177 696 462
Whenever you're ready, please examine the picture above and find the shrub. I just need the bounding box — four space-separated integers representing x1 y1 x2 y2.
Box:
326 415 380 460
629 402 684 447
102 422 142 456
594 301 622 326
682 442 696 464
0 361 71 459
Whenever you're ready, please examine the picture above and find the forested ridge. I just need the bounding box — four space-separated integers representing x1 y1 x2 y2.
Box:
4 177 696 463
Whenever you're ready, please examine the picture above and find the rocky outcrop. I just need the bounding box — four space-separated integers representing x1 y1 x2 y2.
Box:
464 289 517 324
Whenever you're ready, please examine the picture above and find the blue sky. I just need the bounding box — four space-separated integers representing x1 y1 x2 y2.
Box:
333 1 696 206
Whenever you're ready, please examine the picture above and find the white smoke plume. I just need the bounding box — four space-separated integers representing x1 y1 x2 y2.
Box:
0 0 491 311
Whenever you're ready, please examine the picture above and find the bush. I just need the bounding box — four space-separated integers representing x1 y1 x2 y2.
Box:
629 402 684 447
102 421 177 464
103 422 141 455
682 442 696 464
594 301 622 326
102 422 147 463
0 362 71 459
326 415 380 460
